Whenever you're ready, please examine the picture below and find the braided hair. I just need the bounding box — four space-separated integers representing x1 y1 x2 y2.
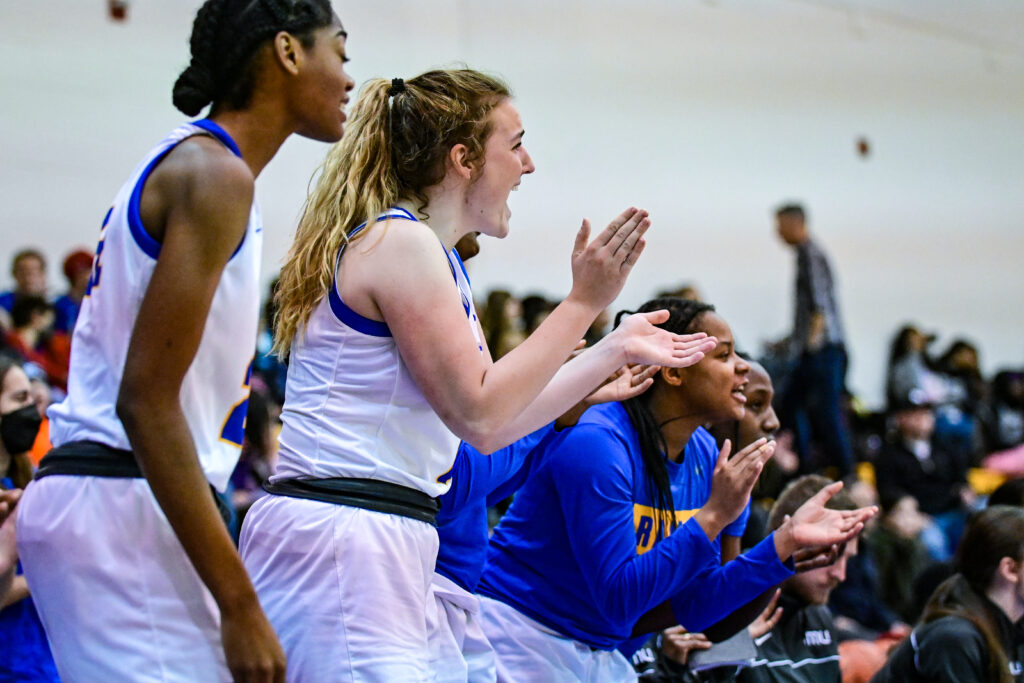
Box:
172 0 334 116
614 297 715 540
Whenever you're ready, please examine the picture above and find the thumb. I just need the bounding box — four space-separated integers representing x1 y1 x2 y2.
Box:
639 309 670 325
574 219 591 255
808 480 843 508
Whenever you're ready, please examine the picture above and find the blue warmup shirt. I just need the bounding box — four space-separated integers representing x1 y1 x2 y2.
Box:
478 402 792 650
436 422 559 592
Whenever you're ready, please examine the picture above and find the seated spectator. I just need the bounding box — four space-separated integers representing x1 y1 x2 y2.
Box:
0 249 48 321
875 391 973 559
480 289 525 359
735 475 859 682
988 478 1024 508
933 339 986 465
0 357 58 681
2 296 70 392
872 505 1024 682
53 248 93 334
984 370 1024 453
885 324 944 409
869 495 938 623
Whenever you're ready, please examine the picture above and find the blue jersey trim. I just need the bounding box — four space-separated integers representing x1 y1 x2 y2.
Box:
128 121 250 261
192 118 243 158
325 208 421 336
328 283 391 337
127 146 174 260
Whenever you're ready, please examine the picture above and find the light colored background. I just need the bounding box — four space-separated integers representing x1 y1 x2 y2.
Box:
1 0 1021 408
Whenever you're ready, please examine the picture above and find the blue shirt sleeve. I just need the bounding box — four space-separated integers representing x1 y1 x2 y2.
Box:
668 533 795 632
550 423 719 627
439 422 557 518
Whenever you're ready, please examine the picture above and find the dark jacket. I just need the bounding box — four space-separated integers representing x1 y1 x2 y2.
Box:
736 592 840 683
871 604 1024 683
874 436 968 516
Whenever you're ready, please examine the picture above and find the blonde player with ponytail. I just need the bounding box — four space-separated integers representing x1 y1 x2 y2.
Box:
240 69 715 681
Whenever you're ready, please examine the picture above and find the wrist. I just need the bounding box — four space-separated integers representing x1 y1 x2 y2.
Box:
773 521 797 561
215 583 262 617
694 507 726 542
563 289 606 319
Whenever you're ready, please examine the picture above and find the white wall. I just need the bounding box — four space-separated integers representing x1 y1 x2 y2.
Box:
1 0 1022 407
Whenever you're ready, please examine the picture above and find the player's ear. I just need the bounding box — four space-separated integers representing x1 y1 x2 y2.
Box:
660 366 684 387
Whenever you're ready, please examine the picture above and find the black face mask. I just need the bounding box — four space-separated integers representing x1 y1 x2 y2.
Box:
1 404 42 455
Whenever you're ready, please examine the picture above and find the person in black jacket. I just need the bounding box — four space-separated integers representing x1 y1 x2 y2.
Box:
872 505 1024 683
874 391 974 558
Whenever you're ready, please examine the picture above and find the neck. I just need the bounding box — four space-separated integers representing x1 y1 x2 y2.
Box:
0 450 9 481
407 186 471 251
649 388 704 462
987 582 1024 624
209 107 292 179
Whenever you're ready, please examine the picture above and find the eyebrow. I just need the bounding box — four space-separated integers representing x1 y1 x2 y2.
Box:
512 129 525 141
336 28 348 38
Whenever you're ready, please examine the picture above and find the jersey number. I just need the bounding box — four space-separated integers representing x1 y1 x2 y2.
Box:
219 360 253 447
85 207 113 296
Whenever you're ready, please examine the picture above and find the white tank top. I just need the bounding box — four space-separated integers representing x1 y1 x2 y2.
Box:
48 120 263 492
272 208 482 497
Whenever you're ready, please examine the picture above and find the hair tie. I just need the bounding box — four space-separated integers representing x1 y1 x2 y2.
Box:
388 77 406 97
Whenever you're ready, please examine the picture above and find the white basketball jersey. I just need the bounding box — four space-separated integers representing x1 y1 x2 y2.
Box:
272 208 482 497
48 119 262 492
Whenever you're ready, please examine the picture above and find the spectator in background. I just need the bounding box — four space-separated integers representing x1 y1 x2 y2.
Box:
872 505 1024 683
26 369 53 467
230 390 275 526
480 290 525 359
520 293 555 336
773 203 854 478
886 324 944 409
984 371 1024 453
0 249 48 320
933 339 986 464
874 391 974 560
53 248 93 334
869 494 938 624
0 357 58 681
2 296 70 392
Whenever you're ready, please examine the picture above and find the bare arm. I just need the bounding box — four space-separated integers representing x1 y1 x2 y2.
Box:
116 141 284 683
0 575 29 609
367 208 675 451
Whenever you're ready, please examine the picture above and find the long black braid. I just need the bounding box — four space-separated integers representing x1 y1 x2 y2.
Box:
172 0 334 116
614 297 714 540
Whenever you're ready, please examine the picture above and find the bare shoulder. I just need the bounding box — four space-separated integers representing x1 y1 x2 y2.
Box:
142 135 254 249
155 135 253 204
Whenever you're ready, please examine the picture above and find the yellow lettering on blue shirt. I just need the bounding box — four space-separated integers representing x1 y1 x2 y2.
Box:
633 504 699 555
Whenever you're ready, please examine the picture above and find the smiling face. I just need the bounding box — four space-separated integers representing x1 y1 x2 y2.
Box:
289 22 355 143
673 313 750 423
733 363 780 448
463 100 535 239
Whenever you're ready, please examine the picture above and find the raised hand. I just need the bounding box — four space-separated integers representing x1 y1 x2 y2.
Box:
612 310 718 368
568 207 650 310
774 481 877 560
792 542 840 573
748 589 784 639
696 438 775 540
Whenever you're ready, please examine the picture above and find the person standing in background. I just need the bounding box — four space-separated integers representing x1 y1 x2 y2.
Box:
774 203 854 477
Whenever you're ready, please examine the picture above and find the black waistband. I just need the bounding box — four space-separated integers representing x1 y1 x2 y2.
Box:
36 441 141 479
263 477 440 525
35 441 233 529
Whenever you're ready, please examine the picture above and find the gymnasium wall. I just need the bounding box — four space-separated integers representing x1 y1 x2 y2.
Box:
2 0 1021 407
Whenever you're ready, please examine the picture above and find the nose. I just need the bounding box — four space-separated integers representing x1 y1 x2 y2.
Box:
762 405 780 434
521 148 536 175
736 356 750 376
829 556 848 583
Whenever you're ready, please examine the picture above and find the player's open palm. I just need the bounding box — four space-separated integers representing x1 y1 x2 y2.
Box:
568 207 650 309
706 438 775 524
788 481 877 548
614 310 717 368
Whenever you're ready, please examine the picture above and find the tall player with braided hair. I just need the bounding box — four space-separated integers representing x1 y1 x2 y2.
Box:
17 1 353 681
